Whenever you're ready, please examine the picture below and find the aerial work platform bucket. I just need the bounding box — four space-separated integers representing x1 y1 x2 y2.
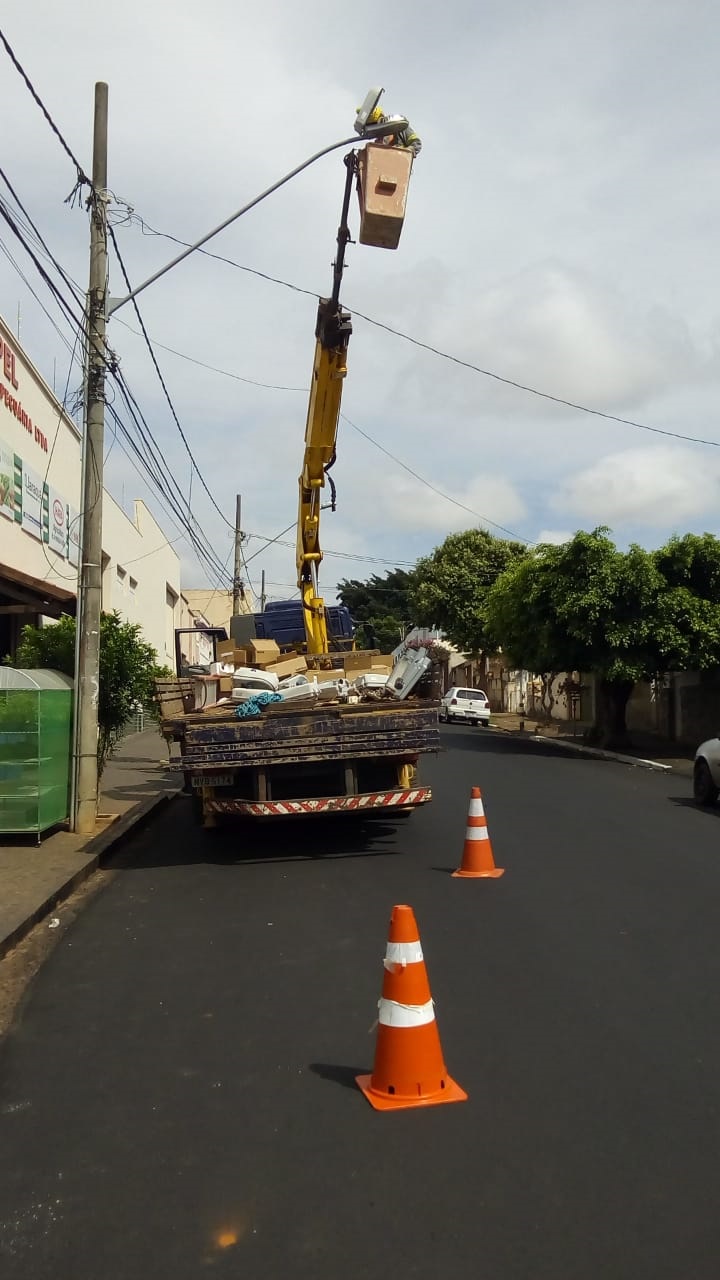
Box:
357 143 413 250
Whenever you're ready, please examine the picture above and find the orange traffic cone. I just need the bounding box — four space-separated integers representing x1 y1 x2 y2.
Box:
452 786 504 878
356 904 467 1111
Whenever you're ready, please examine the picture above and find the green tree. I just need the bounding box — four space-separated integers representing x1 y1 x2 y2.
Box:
338 569 416 652
8 611 170 776
411 528 527 653
485 528 720 747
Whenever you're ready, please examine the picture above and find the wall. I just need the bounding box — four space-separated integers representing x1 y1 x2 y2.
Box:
0 315 180 665
182 587 252 632
675 671 720 745
0 317 82 593
100 495 181 669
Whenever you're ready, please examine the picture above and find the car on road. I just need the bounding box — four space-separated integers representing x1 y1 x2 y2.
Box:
439 687 491 726
693 735 720 805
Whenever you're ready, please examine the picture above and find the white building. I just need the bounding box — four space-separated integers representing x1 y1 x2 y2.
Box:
0 314 181 665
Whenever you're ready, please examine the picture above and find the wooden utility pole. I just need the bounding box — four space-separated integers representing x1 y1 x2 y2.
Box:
232 494 243 614
72 83 108 834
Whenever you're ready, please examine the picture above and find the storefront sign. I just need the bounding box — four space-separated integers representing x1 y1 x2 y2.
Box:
21 463 47 541
48 487 68 556
0 331 50 454
0 436 18 522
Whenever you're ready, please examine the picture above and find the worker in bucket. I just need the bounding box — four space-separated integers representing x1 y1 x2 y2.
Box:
359 103 422 157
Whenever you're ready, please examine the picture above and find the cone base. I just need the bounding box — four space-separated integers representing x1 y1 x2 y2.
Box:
355 1072 468 1111
452 866 505 878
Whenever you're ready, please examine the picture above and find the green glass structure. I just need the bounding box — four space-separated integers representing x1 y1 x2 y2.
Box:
0 668 73 835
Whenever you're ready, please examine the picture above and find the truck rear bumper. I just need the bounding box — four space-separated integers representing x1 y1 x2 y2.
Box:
204 787 432 818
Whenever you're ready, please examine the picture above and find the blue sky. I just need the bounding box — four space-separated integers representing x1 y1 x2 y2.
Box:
1 0 719 605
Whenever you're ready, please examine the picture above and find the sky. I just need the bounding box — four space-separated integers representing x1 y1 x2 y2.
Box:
1 0 719 609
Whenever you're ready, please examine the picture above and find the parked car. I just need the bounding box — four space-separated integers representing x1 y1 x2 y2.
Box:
693 736 720 805
439 687 491 726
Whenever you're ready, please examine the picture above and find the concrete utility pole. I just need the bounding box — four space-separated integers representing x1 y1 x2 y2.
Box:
260 570 266 613
232 494 243 615
73 82 108 835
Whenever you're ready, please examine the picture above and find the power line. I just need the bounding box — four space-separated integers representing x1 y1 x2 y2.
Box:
242 530 415 567
107 222 235 531
117 212 720 453
0 169 233 589
340 412 528 542
0 30 90 191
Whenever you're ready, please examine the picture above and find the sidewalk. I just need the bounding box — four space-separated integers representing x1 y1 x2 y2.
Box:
0 727 181 960
490 712 696 775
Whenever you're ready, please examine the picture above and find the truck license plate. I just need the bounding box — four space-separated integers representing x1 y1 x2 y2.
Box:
191 774 233 788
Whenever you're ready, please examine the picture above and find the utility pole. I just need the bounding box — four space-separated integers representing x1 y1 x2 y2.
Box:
72 82 108 835
232 494 243 615
260 570 266 613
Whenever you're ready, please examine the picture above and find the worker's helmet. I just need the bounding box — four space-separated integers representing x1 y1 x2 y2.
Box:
367 105 385 125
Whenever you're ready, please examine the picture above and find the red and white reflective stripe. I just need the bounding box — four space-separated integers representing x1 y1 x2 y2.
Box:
384 939 424 967
465 824 489 842
206 788 431 817
378 997 435 1028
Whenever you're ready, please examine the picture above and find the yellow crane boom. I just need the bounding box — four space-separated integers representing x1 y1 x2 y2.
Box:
296 152 356 656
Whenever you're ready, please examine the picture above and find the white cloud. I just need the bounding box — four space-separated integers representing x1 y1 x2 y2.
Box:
340 472 527 537
536 529 573 545
3 0 720 593
552 446 720 528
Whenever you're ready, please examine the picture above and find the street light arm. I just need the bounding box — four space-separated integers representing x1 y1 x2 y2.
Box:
107 134 361 316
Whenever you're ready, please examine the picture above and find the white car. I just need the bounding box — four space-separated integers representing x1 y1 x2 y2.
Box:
439 687 491 726
693 736 720 805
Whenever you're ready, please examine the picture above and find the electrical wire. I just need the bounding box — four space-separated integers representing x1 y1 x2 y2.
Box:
118 212 720 453
0 170 234 590
340 412 529 543
4 26 714 459
0 30 90 189
107 221 235 531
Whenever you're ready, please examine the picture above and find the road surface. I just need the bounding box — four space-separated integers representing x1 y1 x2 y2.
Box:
2 727 720 1278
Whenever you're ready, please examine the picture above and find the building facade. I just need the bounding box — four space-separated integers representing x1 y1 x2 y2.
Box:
0 315 181 664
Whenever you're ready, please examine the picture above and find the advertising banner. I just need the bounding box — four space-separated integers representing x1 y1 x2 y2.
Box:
48 487 68 557
0 435 18 522
21 463 46 541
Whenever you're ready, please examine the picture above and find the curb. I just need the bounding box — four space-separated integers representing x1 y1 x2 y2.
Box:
490 724 672 772
0 788 180 962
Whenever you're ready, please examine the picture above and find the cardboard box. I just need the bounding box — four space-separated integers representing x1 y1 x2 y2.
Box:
248 639 281 667
371 655 394 673
343 650 379 672
218 676 234 694
216 638 236 661
265 654 308 680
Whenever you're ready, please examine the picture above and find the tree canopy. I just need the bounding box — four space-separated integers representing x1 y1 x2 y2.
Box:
484 528 720 745
337 569 416 652
411 528 528 653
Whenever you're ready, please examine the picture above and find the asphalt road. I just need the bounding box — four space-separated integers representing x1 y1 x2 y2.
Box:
2 727 720 1279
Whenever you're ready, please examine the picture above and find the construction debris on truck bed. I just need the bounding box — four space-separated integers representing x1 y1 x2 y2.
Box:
155 686 439 771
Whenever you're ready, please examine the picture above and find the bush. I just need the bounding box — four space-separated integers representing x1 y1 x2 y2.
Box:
6 611 170 776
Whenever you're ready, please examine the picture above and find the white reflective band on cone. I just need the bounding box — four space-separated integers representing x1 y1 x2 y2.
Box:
468 799 486 817
384 940 424 967
465 825 489 841
378 998 435 1028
